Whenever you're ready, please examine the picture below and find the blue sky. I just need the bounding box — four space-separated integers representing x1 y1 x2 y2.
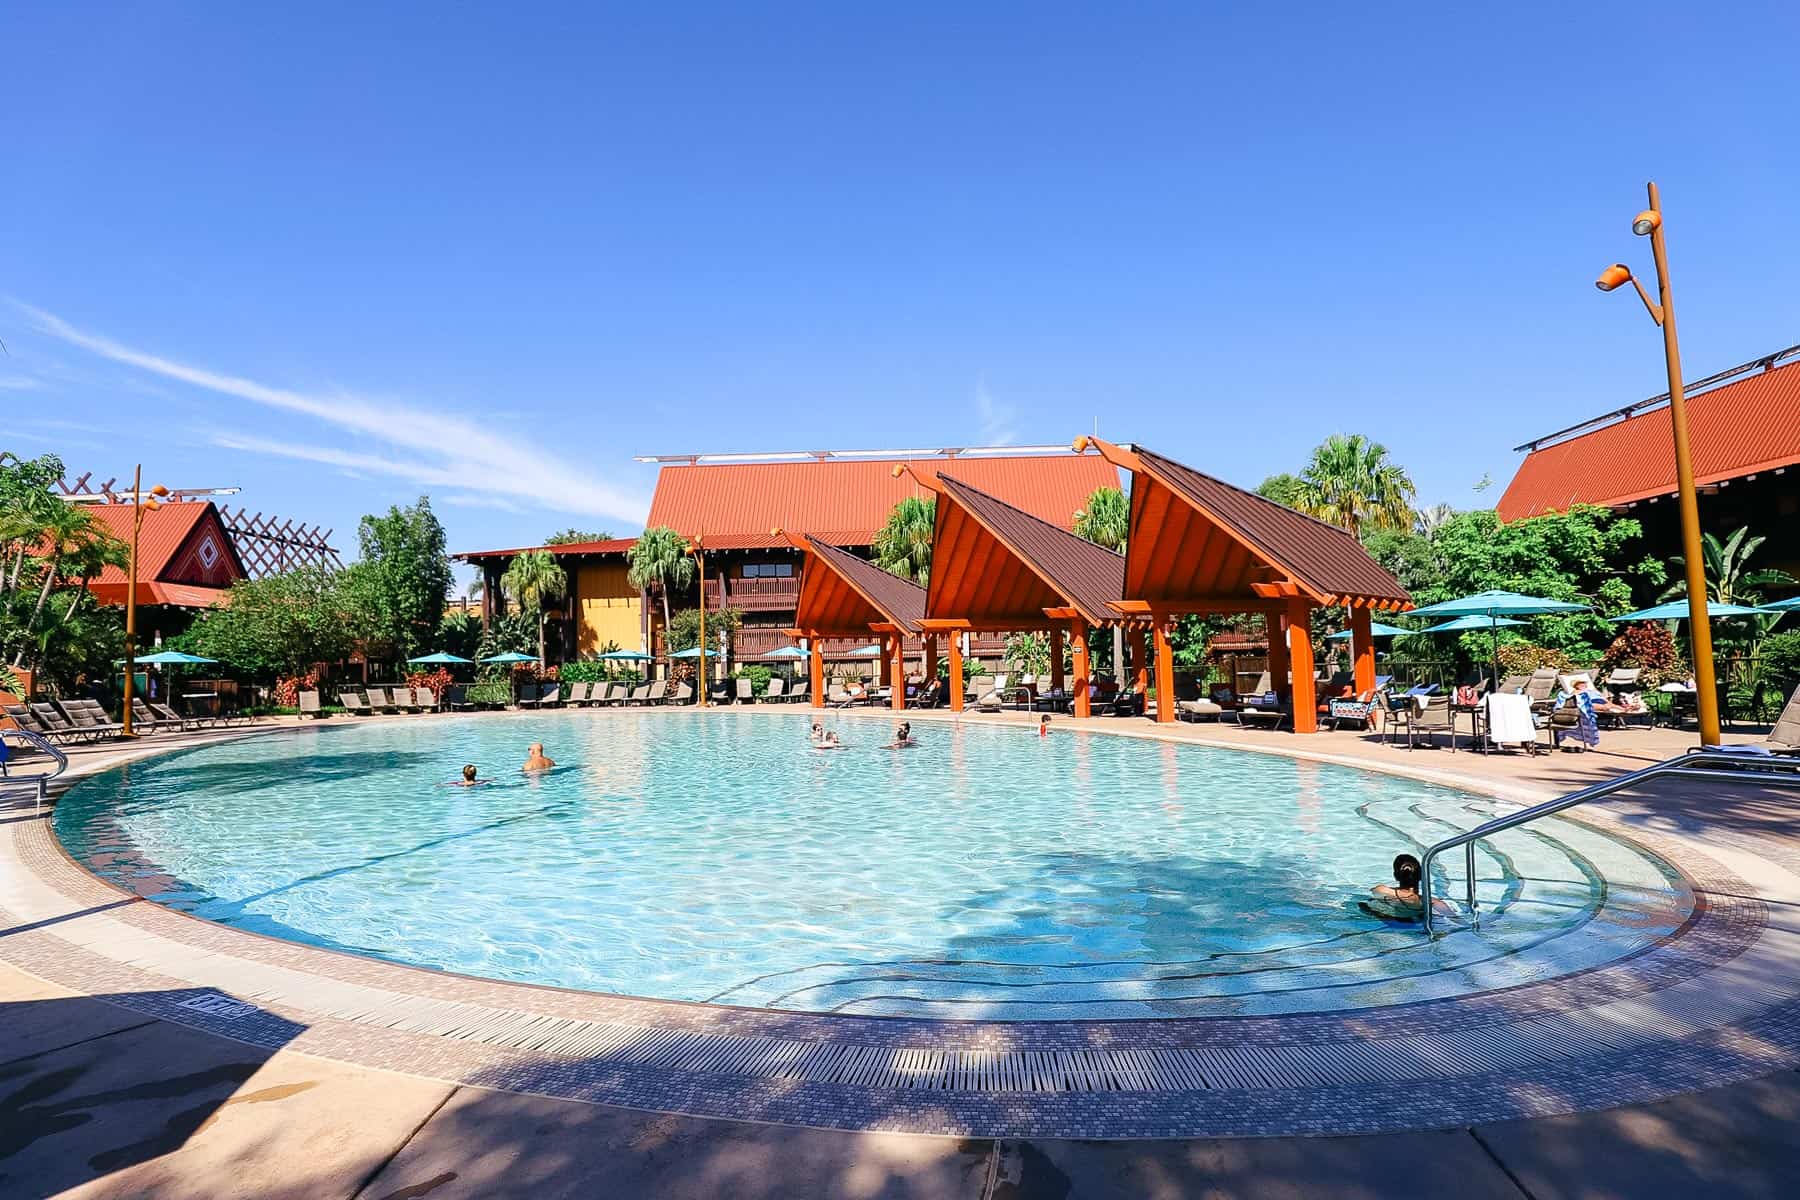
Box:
5 3 1798 579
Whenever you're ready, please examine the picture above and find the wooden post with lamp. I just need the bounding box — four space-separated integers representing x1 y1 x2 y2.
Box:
121 465 170 737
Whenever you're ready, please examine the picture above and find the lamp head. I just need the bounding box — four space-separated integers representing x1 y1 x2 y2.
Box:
890 464 905 478
143 499 161 512
1595 264 1633 292
1631 210 1660 237
1071 435 1092 453
768 526 783 538
149 484 170 497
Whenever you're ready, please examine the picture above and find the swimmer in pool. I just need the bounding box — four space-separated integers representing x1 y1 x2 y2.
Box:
522 742 556 772
1039 714 1051 738
1370 853 1423 912
810 721 825 745
816 730 843 750
450 764 490 787
884 721 917 749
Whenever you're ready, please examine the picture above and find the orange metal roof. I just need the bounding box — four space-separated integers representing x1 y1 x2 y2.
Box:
929 475 1127 628
644 454 1119 548
83 502 213 588
792 537 925 636
456 537 638 562
1498 357 1800 520
87 580 229 608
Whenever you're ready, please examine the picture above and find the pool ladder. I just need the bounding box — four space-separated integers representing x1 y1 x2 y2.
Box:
1420 749 1800 937
0 727 70 814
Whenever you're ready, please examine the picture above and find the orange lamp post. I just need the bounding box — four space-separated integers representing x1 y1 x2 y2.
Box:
121 466 170 737
1594 182 1718 746
684 534 708 707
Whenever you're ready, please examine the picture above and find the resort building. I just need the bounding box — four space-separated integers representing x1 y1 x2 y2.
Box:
456 449 1120 665
1499 344 1800 581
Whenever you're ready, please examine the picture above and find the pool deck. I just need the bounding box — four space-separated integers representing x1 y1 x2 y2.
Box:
5 708 1800 1197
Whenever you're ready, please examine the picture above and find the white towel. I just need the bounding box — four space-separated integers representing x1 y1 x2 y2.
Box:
1482 692 1536 745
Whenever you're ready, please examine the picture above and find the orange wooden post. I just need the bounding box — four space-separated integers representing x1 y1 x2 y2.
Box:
1288 599 1317 733
809 635 825 709
924 635 938 682
1130 626 1148 697
1153 620 1175 723
1071 617 1090 717
1350 607 1376 695
948 635 965 711
1266 611 1290 703
890 633 906 710
1048 626 1065 694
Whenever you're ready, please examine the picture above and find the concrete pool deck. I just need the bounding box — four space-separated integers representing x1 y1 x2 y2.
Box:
5 709 1800 1196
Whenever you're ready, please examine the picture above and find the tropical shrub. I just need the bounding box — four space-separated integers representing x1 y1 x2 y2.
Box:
1003 631 1050 677
559 660 606 683
732 664 773 696
1601 622 1687 690
1495 643 1576 678
1759 631 1800 705
404 666 454 701
273 668 321 707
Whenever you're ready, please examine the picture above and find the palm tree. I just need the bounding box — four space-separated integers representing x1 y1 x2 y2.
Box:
627 526 695 655
1073 486 1130 676
13 503 125 667
1294 433 1417 537
500 550 569 664
874 497 935 585
1660 526 1796 606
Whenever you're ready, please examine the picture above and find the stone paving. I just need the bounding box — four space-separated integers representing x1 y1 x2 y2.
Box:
4 709 1800 1195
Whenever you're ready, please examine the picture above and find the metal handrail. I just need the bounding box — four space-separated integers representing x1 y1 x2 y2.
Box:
1419 749 1800 935
1 726 71 814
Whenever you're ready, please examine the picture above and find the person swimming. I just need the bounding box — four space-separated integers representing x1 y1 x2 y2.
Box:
522 742 556 772
816 730 843 750
1039 714 1051 738
450 763 490 787
884 721 917 749
1370 853 1423 912
810 721 825 745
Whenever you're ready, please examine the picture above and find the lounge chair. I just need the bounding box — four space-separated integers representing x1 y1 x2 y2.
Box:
735 678 755 704
297 690 324 720
1497 674 1530 695
146 700 199 731
1177 697 1224 722
764 677 787 702
1327 694 1377 731
1405 696 1455 749
438 685 470 712
338 690 371 716
625 683 649 705
542 683 568 708
127 698 180 733
360 687 392 714
1236 693 1291 731
969 674 1004 712
666 681 693 705
908 678 942 709
594 682 622 705
399 687 429 714
6 703 79 745
33 702 104 743
579 681 604 706
1523 669 1559 711
709 681 734 704
643 681 667 705
64 698 126 738
787 679 810 705
1762 685 1800 753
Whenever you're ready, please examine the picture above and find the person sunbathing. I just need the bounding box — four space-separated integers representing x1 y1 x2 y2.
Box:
522 742 556 772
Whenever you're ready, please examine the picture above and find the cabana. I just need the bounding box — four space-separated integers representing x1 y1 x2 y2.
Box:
776 533 926 710
900 467 1136 717
1074 437 1412 731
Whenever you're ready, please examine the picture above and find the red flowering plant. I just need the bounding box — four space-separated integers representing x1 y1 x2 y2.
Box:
404 667 454 702
1601 622 1687 690
273 669 321 708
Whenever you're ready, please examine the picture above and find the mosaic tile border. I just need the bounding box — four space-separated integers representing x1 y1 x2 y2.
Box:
4 713 1799 1137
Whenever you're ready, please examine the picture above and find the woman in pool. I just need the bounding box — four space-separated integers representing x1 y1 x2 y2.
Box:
1370 853 1423 913
809 721 825 745
449 764 490 787
815 730 843 750
884 722 917 749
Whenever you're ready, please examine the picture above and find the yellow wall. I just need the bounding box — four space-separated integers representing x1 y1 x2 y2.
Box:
575 564 643 655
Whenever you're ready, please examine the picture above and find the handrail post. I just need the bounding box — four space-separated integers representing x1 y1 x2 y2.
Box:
1465 840 1477 916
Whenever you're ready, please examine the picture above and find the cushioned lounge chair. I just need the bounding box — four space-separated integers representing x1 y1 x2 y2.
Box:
127 698 180 733
297 690 323 720
1177 697 1224 722
34 702 105 743
735 678 755 704
63 698 125 738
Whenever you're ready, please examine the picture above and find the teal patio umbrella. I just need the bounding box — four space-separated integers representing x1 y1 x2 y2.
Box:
1326 622 1410 641
1404 590 1590 685
669 646 714 658
1419 615 1526 634
1760 596 1800 613
760 646 808 659
599 650 654 661
407 651 474 664
1611 600 1766 622
118 650 218 665
480 651 538 664
843 644 884 658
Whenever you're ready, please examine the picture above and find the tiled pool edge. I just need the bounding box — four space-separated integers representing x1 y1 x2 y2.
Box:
6 713 1800 1138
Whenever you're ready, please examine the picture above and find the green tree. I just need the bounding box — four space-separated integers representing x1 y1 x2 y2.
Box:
873 496 935 585
0 452 66 597
353 497 452 658
9 500 126 668
1294 433 1416 536
182 567 368 677
1660 526 1796 606
1073 485 1130 678
544 528 614 545
1254 473 1308 509
626 526 695 652
501 549 569 663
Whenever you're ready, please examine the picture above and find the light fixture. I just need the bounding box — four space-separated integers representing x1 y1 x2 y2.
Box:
1632 210 1661 236
1594 264 1633 292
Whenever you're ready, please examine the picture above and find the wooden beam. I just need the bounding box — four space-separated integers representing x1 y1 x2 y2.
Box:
1288 597 1317 734
1042 606 1080 620
890 632 906 711
948 635 964 711
809 636 825 709
1350 606 1376 695
919 618 973 631
1071 616 1090 718
1154 621 1175 723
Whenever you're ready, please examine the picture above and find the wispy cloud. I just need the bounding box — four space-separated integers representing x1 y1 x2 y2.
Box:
18 301 650 526
974 377 1017 446
439 492 529 515
0 374 44 391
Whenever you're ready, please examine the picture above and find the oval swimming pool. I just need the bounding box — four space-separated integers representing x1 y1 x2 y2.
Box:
54 709 1693 1019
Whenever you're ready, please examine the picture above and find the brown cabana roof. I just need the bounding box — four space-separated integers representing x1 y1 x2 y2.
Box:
1080 439 1411 612
920 472 1127 629
790 535 925 636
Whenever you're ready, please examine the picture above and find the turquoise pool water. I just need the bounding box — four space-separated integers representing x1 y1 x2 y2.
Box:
54 710 1693 1019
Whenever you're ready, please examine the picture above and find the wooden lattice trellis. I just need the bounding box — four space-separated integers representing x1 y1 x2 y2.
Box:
54 473 342 578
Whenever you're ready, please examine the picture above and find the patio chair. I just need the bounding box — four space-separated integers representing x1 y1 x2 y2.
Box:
1406 696 1455 750
442 685 474 712
735 677 755 704
337 690 371 716
298 690 324 720
1497 674 1530 695
787 679 810 705
63 698 125 736
146 700 199 731
1236 694 1291 731
126 698 180 733
1177 697 1224 722
764 676 787 702
1523 669 1559 711
1327 694 1376 731
666 681 693 704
